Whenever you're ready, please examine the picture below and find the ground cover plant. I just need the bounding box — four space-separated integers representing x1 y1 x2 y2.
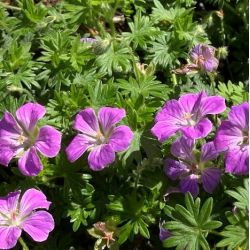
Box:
0 0 248 249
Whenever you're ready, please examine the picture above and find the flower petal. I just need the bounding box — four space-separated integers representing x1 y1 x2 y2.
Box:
204 58 219 72
155 100 183 123
180 175 199 197
0 112 22 140
181 118 212 139
179 93 199 113
18 147 43 176
108 125 133 152
22 211 54 242
88 144 115 171
171 136 195 162
202 168 221 193
0 191 20 214
225 147 249 175
35 126 62 158
201 141 219 162
98 107 125 134
151 121 180 142
228 102 249 130
215 121 243 151
200 96 226 116
0 112 24 166
19 189 51 218
164 159 189 180
65 134 95 162
0 226 21 249
159 223 171 241
16 103 46 132
73 108 99 136
0 140 17 166
191 91 207 115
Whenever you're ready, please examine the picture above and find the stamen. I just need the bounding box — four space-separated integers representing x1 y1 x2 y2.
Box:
96 131 107 144
17 134 27 144
183 113 196 126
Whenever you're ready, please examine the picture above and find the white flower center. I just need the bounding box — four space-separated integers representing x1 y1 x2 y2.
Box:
96 131 108 145
183 112 196 126
17 134 28 145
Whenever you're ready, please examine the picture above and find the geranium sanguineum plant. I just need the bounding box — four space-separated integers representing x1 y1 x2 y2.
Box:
215 102 249 175
0 188 54 250
0 103 61 176
66 107 133 170
164 136 221 197
151 91 226 141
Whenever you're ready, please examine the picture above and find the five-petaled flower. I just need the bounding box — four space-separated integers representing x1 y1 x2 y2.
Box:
66 107 133 171
151 91 226 141
0 188 54 250
164 136 221 197
174 44 219 74
190 44 219 72
0 103 61 176
215 102 249 175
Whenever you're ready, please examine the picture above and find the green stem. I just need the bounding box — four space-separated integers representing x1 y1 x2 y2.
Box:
19 237 29 250
0 2 21 11
208 73 216 95
171 73 177 86
97 21 106 37
109 0 118 37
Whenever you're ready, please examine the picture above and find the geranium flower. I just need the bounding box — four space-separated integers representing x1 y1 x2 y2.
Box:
159 222 171 241
164 137 221 197
151 91 226 141
0 188 54 250
66 107 133 171
190 44 219 72
174 44 219 74
215 102 249 175
0 103 61 176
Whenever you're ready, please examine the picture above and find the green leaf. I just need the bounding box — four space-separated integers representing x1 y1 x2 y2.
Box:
226 178 249 210
123 11 160 49
138 218 150 239
218 81 248 105
163 193 222 249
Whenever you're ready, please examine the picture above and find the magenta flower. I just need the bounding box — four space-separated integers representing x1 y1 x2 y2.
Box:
164 137 221 197
80 37 97 43
159 222 171 241
215 102 249 175
151 91 226 141
0 103 61 176
66 107 133 171
0 188 54 249
190 44 219 72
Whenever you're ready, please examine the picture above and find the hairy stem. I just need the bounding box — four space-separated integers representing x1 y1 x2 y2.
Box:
19 237 29 250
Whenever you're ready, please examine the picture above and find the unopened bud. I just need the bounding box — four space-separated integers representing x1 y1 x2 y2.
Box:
217 46 228 59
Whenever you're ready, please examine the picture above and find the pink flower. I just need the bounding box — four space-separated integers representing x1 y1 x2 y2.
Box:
190 44 219 72
151 91 226 141
0 189 54 249
0 103 62 176
66 107 133 171
215 102 249 175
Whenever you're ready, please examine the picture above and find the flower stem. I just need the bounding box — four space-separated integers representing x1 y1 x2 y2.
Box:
19 237 29 250
208 73 216 95
171 73 177 86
